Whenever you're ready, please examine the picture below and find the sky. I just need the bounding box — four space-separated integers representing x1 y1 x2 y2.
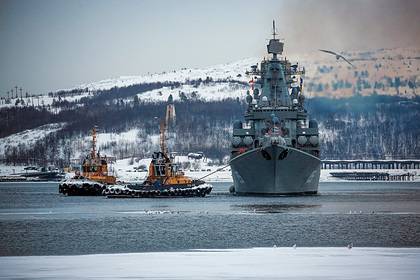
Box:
0 0 419 95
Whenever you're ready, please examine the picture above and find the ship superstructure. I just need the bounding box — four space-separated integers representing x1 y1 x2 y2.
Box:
81 127 116 185
230 21 321 195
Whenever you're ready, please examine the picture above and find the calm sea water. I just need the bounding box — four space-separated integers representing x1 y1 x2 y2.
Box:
0 181 419 256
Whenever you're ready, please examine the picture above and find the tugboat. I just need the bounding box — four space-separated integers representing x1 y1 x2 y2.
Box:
230 21 321 195
104 97 212 198
58 127 116 196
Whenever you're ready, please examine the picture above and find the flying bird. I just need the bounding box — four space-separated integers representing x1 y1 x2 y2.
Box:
319 49 355 68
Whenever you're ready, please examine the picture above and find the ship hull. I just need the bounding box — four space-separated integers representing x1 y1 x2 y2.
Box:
230 144 320 195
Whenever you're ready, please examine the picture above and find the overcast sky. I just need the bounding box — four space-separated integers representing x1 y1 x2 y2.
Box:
1 0 419 95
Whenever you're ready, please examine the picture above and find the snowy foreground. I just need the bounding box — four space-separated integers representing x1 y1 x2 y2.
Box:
1 247 419 279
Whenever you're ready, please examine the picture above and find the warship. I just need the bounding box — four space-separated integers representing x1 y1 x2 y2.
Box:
230 21 321 195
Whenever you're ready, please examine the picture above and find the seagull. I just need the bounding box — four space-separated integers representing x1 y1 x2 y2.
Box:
319 49 355 68
347 242 353 249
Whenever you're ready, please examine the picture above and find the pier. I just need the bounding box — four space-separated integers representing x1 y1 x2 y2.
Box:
330 171 416 181
321 160 420 170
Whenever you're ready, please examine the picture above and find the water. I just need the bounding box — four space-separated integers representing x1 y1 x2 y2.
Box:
0 181 419 256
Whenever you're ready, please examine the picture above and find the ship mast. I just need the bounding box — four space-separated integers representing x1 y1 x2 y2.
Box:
272 20 277 40
159 95 176 158
159 120 168 157
91 127 97 159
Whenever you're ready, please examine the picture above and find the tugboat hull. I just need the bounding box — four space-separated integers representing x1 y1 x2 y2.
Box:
104 183 212 198
58 178 105 196
230 144 320 195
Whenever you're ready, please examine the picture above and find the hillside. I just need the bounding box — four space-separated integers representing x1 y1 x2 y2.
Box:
0 47 419 166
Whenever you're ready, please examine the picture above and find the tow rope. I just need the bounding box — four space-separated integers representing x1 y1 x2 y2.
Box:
198 163 231 181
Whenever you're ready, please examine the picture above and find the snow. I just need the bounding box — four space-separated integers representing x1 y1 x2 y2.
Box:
1 47 418 114
0 164 27 176
110 156 420 183
0 247 419 279
0 92 92 110
78 58 257 92
0 160 418 183
135 82 247 103
91 128 141 149
113 157 150 182
112 155 232 183
0 58 256 112
0 123 66 158
318 123 339 143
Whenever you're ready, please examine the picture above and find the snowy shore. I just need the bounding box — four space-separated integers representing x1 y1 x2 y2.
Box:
109 157 420 183
1 158 419 183
1 247 419 279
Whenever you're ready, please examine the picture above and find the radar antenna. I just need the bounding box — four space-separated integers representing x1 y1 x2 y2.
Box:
267 20 283 57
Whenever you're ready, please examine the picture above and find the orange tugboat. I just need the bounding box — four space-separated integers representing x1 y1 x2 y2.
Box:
81 127 116 185
59 127 117 196
104 97 212 198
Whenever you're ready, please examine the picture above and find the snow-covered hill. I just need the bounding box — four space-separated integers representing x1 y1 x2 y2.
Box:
132 82 247 103
0 47 418 167
1 47 418 111
79 58 255 91
52 46 420 100
0 123 66 159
